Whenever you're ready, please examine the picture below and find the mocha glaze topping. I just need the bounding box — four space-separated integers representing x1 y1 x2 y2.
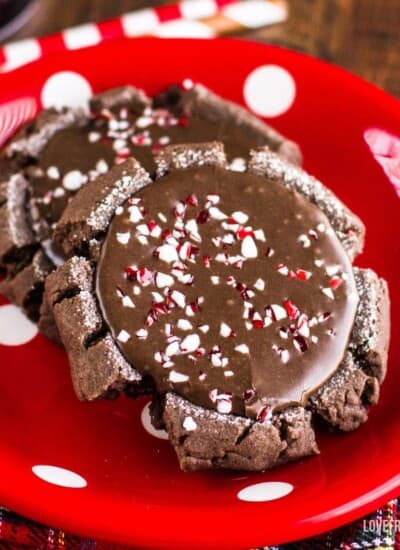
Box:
28 103 256 234
96 165 359 419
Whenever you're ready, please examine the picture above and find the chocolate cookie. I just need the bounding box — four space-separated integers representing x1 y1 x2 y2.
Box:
47 142 389 471
0 83 302 339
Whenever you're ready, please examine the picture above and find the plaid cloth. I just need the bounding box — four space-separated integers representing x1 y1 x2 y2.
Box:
0 500 399 549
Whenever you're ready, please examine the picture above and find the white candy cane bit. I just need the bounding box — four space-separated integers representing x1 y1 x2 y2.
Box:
254 229 266 241
271 304 287 321
180 333 200 353
276 264 289 276
235 344 249 354
211 276 220 285
241 235 258 258
88 131 101 143
224 370 234 377
117 329 131 343
157 244 179 263
183 416 197 431
314 259 324 267
137 223 150 236
135 116 153 128
185 219 201 242
129 205 143 223
211 354 223 367
115 206 124 216
96 159 109 174
133 285 141 295
222 234 235 245
135 328 148 339
47 166 60 180
137 235 148 246
63 170 86 191
322 287 335 300
215 253 228 264
231 211 249 224
317 223 326 233
122 295 135 308
169 370 189 383
177 319 193 331
298 234 311 248
158 212 167 223
254 278 265 291
166 340 181 357
209 206 227 220
116 232 131 245
155 272 174 288
198 324 209 333
185 305 195 317
220 322 232 338
326 264 341 276
281 350 290 363
171 290 186 308
206 193 220 205
152 291 164 303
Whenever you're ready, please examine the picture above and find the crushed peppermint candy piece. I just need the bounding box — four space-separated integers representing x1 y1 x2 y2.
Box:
63 170 86 191
116 232 130 245
117 329 131 343
47 166 60 180
122 295 135 308
180 334 200 353
169 371 189 383
177 319 193 331
235 344 249 354
241 235 258 258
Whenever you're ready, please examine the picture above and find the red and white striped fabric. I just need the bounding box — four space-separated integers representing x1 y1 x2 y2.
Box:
0 0 287 72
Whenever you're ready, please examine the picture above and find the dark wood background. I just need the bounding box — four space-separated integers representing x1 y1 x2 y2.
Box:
7 0 400 98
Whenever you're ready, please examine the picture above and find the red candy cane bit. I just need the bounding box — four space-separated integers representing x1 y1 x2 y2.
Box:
196 209 209 224
148 220 158 233
186 193 198 206
125 266 137 281
257 406 272 422
243 389 255 402
202 255 211 268
235 282 249 300
237 228 254 240
293 335 308 353
296 269 312 281
283 299 300 320
329 275 342 289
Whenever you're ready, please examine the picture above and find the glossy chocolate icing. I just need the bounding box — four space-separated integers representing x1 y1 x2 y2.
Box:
96 165 359 418
28 104 256 235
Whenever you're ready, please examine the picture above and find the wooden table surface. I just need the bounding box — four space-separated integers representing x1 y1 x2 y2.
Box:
8 0 400 98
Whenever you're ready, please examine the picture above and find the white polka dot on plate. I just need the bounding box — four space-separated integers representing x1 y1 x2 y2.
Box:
41 71 92 111
237 481 294 502
0 304 38 346
244 65 296 117
32 465 87 488
141 402 169 440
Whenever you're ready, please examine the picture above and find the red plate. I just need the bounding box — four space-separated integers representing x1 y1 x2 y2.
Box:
0 38 399 549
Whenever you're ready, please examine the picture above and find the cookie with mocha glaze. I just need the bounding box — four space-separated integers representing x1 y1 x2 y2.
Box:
0 83 302 339
48 142 389 471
